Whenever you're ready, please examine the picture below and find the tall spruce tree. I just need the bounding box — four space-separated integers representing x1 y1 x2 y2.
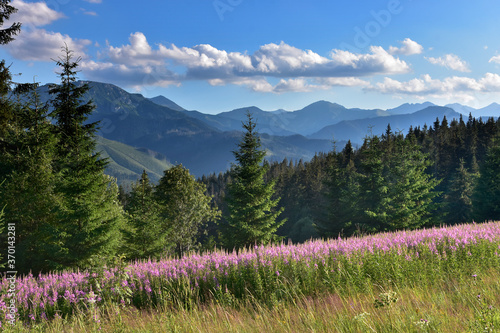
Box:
123 170 165 260
383 134 440 230
48 46 124 269
221 112 285 249
443 159 476 224
472 135 500 222
315 143 360 238
357 135 387 233
0 83 63 273
155 164 220 257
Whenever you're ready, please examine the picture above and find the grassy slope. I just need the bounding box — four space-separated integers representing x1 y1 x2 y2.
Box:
95 136 172 185
9 268 500 332
3 223 500 332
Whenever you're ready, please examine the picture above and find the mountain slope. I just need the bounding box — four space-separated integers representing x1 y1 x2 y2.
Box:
148 95 185 111
62 82 334 176
96 136 172 185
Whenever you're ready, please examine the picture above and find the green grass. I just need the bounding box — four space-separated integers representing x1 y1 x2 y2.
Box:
3 268 500 332
2 223 500 332
95 136 172 185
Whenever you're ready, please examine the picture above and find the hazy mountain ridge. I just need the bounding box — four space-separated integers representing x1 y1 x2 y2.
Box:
32 80 500 180
308 106 462 142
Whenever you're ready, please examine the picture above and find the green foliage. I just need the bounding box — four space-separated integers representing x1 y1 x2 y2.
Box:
123 170 166 260
0 79 64 273
382 134 440 230
315 142 361 237
222 112 285 249
155 164 220 257
43 46 124 271
444 158 477 224
317 133 440 238
95 136 172 186
373 290 398 308
0 0 21 45
473 135 500 222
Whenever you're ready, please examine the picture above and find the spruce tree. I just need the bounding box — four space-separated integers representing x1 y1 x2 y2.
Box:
48 46 124 269
222 112 285 249
315 144 360 238
472 135 500 222
123 170 165 260
0 0 21 45
443 159 476 224
357 135 387 233
155 164 220 257
0 83 63 273
383 135 440 230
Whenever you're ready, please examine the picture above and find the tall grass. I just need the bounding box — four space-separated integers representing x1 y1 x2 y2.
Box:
1 222 500 331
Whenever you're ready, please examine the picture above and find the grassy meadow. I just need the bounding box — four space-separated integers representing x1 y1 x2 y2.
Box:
1 222 500 332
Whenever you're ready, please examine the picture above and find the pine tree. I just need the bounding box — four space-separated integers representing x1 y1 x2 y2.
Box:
222 112 285 249
0 81 65 274
472 135 500 222
123 170 165 260
48 46 124 269
443 159 476 224
0 0 21 45
315 144 360 238
155 164 220 257
383 135 440 230
357 135 387 233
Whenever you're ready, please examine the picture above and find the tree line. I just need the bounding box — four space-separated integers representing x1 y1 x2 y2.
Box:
203 114 500 242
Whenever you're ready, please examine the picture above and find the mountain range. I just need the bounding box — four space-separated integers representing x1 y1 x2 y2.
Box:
33 81 500 183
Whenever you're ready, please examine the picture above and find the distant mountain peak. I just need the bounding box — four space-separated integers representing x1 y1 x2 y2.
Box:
387 101 435 115
148 95 185 111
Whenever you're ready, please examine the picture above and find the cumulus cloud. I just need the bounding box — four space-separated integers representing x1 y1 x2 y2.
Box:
6 29 91 61
82 33 411 92
388 38 424 55
426 54 470 72
80 60 179 89
9 0 64 27
3 0 91 62
368 73 500 102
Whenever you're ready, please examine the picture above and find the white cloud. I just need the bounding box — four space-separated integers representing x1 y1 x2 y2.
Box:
9 0 64 27
81 60 179 89
84 0 102 3
3 0 92 62
388 38 424 55
83 34 411 91
317 77 370 86
6 29 91 61
368 73 500 102
426 54 470 72
83 10 98 16
488 55 500 64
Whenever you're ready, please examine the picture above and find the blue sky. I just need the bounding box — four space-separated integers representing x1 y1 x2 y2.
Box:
3 0 500 114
